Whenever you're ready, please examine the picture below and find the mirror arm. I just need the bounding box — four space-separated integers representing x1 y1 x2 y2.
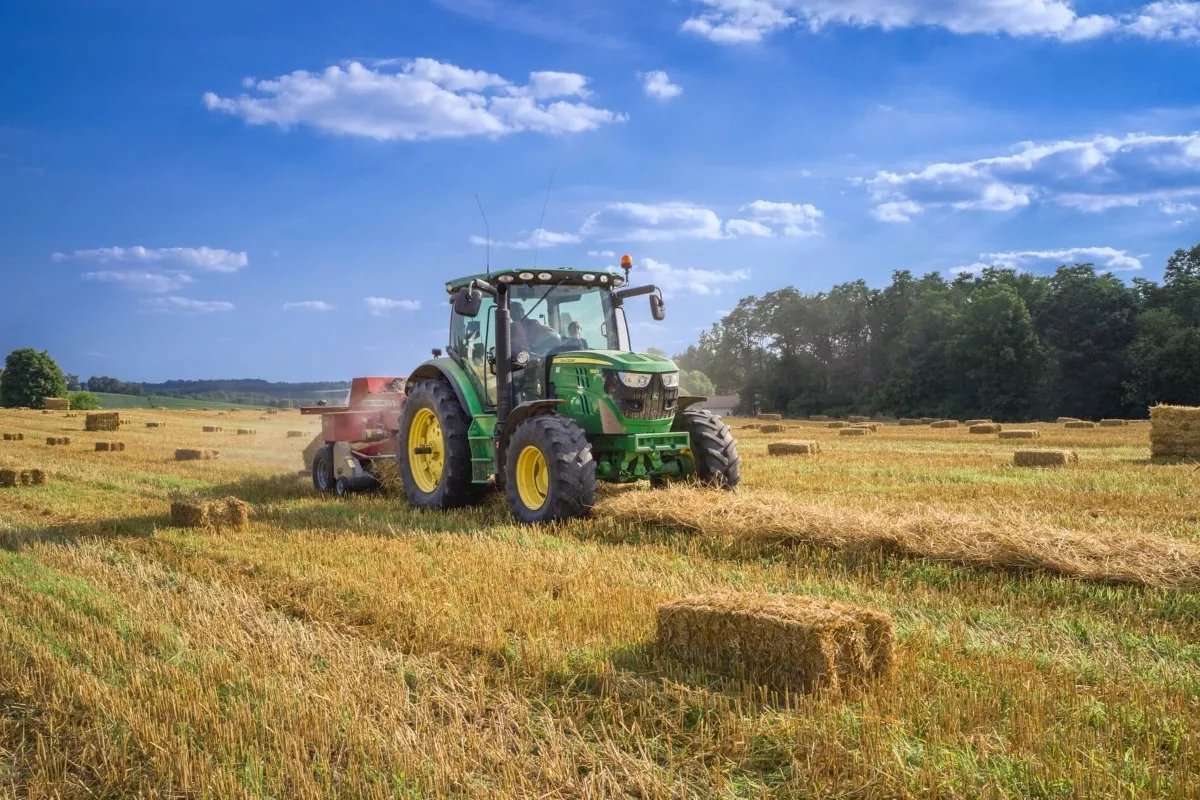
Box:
615 284 657 300
469 279 497 297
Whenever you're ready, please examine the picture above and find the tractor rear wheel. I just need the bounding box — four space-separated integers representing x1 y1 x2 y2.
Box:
312 445 335 493
397 380 478 509
504 415 596 524
673 409 741 489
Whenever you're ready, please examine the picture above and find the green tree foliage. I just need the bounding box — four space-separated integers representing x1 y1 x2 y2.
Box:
85 375 144 395
1 349 68 408
68 390 102 410
684 242 1200 420
679 369 715 397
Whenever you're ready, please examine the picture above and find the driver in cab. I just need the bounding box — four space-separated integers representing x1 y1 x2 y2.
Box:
510 301 560 357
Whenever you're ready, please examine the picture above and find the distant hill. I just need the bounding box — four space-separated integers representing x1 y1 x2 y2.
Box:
91 392 267 411
139 379 350 407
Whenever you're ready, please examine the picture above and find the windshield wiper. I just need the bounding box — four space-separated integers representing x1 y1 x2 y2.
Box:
520 277 569 323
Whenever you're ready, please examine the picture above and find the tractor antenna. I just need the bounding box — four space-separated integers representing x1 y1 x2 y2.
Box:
474 194 491 278
532 169 556 270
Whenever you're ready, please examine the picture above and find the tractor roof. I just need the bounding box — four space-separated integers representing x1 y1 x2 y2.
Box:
444 267 628 294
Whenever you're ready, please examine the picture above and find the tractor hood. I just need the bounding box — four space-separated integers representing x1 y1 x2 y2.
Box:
550 350 678 373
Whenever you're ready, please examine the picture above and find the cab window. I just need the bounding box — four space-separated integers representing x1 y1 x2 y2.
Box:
449 297 497 407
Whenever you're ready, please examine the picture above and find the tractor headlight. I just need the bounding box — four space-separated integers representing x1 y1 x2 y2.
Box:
661 372 679 388
616 371 652 389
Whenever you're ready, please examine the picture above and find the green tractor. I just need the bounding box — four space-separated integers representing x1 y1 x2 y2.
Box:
396 256 741 523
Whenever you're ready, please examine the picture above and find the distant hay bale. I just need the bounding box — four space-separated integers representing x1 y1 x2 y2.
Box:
999 430 1040 440
930 420 958 429
202 426 223 433
839 427 870 437
757 413 782 421
1099 419 1129 427
266 409 279 415
808 415 831 422
28 469 46 485
146 422 164 428
741 423 760 430
656 593 895 694
43 397 70 411
767 440 821 455
85 412 120 432
1014 449 1078 467
1064 421 1096 430
826 421 848 429
964 418 991 426
170 496 252 530
45 437 71 446
95 442 125 452
1150 404 1200 461
919 417 938 424
1056 417 1081 424
969 423 1002 434
174 449 219 461
848 415 871 423
3 433 24 441
760 423 785 434
898 418 923 426
852 423 878 433
0 470 17 488
236 428 256 435
286 430 305 438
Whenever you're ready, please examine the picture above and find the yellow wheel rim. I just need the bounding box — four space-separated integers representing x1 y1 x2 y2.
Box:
408 407 444 494
515 445 549 511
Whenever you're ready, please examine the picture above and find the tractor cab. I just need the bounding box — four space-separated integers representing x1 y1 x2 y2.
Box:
397 256 740 523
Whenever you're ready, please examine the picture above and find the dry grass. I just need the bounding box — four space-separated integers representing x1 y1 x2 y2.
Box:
757 413 782 421
1 408 1198 798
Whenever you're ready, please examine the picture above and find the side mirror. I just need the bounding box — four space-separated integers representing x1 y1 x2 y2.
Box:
454 287 482 317
650 293 665 321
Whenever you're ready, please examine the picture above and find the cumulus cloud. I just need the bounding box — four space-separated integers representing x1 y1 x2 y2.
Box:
952 247 1144 275
730 200 822 236
81 270 193 293
364 297 421 316
680 0 1200 43
581 202 726 242
638 257 749 295
588 249 616 257
283 300 334 311
724 219 774 237
641 70 683 99
862 131 1200 220
204 58 625 141
139 296 234 314
468 228 583 249
54 245 248 273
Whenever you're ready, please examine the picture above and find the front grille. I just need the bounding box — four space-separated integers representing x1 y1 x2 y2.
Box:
604 371 679 420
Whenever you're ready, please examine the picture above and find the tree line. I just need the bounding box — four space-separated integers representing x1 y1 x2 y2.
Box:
674 242 1200 421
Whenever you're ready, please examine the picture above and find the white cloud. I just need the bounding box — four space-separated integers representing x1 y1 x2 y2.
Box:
680 0 1200 44
725 219 774 237
952 247 1144 275
468 228 583 249
641 70 683 100
54 245 248 273
81 270 193 293
283 300 334 311
1161 200 1199 214
364 297 421 316
139 296 234 314
863 131 1200 219
638 257 749 295
204 59 625 141
587 249 616 257
736 200 823 236
581 202 725 242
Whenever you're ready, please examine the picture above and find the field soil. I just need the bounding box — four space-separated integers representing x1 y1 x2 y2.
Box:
1 408 1197 798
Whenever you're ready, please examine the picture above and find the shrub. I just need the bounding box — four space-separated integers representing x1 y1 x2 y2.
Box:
68 391 102 410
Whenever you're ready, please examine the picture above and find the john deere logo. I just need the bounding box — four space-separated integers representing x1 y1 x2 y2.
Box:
651 392 660 401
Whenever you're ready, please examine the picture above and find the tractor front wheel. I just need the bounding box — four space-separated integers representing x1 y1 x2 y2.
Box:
673 409 741 489
505 415 596 524
397 380 478 510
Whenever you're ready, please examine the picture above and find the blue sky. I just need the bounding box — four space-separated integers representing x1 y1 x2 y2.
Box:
2 0 1199 382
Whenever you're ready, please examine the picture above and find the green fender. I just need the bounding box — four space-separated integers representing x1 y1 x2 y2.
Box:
406 358 489 417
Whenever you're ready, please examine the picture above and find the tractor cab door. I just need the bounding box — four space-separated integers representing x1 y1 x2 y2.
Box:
450 296 497 407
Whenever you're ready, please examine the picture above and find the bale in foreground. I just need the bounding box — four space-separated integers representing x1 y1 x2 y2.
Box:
767 440 821 455
169 496 252 530
656 593 895 694
999 430 1039 440
1014 449 1078 467
175 449 220 461
85 412 120 432
43 397 70 411
0 469 46 488
760 423 785 434
1150 404 1200 461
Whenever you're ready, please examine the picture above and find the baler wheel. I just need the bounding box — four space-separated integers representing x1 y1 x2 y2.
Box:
312 446 335 493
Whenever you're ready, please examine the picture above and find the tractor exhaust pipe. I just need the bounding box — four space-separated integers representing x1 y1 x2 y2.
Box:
494 285 512 475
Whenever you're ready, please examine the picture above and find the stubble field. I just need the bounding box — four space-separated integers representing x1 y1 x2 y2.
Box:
1 406 1198 798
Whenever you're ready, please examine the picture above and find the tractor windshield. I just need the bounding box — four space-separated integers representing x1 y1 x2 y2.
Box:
509 284 628 356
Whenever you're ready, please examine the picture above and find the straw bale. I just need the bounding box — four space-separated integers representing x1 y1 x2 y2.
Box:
760 423 785 434
267 409 279 415
174 449 220 461
202 426 223 433
45 437 71 446
930 420 958 429
1056 417 1080 424
767 440 821 456
1150 404 1200 460
1064 421 1096 430
3 433 24 441
964 419 991 426
998 430 1039 440
28 469 46 485
656 593 895 694
898 418 923 426
1014 449 1078 467
0 470 16 488
146 422 164 428
757 413 782 421
236 428 256 435
808 415 831 422
969 423 1002 434
287 430 305 438
852 423 878 432
170 496 252 530
741 423 760 430
41 410 52 415
95 442 110 452
848 415 871 423
839 428 870 437
95 442 125 452
919 417 937 424
85 412 120 432
826 421 848 429
1099 419 1128 427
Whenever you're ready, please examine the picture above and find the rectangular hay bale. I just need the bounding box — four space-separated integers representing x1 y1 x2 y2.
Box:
1150 404 1200 461
287 430 305 438
1056 417 1081 424
236 428 256 435
1014 449 1078 467
45 437 71 446
0 469 16 488
767 440 821 455
170 496 251 530
1099 419 1128 427
964 418 991 426
930 420 958 429
898 418 923 426
839 427 870 437
202 426 223 433
656 593 896 694
43 397 70 411
969 423 1002 434
760 423 785 434
85 412 120 432
1064 421 1096 429
998 430 1039 440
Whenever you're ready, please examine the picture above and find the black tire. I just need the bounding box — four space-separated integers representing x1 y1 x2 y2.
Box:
397 380 478 510
673 409 741 489
504 415 596 524
335 477 350 497
312 445 335 493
